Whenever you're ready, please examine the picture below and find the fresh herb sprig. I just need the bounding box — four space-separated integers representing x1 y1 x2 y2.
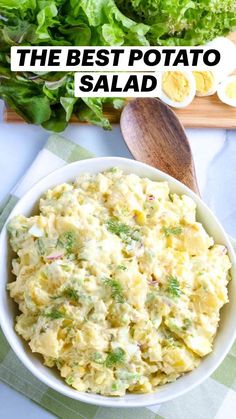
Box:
162 226 183 237
37 238 45 255
58 231 76 254
51 287 79 302
92 348 126 368
166 275 182 298
62 287 79 301
106 219 140 243
104 278 125 303
43 308 65 320
105 348 126 368
117 265 127 271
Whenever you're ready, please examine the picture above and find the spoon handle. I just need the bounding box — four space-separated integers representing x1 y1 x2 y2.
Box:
121 98 200 196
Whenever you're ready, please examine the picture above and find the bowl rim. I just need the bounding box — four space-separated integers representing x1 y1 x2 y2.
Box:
0 156 235 408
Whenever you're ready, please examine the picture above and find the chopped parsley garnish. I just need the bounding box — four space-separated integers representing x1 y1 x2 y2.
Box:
166 275 182 298
58 231 76 254
37 238 45 255
92 349 125 368
62 287 79 301
65 376 74 385
104 278 125 303
107 219 130 237
106 219 140 243
43 308 64 319
50 287 79 302
107 167 118 173
105 348 125 368
116 265 127 271
111 382 119 391
162 226 183 237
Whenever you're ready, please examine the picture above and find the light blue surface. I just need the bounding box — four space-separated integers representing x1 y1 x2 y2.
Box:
0 381 55 419
205 131 236 237
0 99 236 417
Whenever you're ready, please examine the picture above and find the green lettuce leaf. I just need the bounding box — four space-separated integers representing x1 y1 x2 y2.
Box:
77 97 115 129
117 0 236 45
36 1 59 40
0 77 51 123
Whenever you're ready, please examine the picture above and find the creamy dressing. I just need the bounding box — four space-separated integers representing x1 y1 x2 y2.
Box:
8 169 231 396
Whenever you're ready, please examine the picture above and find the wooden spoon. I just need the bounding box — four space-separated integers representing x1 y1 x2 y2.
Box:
120 98 200 195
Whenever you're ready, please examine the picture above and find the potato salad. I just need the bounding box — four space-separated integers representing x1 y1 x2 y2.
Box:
8 169 231 396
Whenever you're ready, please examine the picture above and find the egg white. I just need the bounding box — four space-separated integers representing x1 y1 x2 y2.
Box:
207 37 236 84
157 71 196 109
217 75 236 108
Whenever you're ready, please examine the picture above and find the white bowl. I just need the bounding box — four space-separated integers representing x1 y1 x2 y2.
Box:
0 157 235 408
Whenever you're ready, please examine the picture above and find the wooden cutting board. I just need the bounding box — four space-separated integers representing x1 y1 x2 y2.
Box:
4 33 236 129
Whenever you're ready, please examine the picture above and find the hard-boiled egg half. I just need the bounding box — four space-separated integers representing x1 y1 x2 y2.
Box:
207 37 236 84
157 71 196 108
217 75 236 108
193 71 218 96
192 37 236 97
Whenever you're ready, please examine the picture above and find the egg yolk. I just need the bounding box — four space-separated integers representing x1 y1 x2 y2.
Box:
225 80 236 99
162 72 190 102
193 71 214 95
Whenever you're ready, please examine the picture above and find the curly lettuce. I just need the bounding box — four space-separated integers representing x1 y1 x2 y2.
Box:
117 0 236 45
